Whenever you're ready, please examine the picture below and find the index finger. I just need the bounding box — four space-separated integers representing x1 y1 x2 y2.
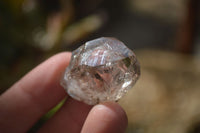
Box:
0 52 71 133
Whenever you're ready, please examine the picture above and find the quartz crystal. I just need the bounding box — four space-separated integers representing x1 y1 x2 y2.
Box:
61 37 140 105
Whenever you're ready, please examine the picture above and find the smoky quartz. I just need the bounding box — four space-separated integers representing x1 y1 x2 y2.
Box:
61 37 140 105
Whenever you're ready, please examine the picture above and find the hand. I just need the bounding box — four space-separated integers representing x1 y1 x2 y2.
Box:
0 52 128 133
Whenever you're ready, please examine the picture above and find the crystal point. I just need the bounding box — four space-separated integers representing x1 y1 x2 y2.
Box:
61 37 140 105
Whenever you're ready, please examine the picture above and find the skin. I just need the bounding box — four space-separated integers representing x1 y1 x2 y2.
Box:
0 52 128 133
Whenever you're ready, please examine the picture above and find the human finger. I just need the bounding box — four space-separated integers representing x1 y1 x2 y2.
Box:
0 52 71 133
38 98 92 133
81 102 128 133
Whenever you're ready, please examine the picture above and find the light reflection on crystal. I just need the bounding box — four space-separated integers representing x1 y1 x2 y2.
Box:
61 37 140 105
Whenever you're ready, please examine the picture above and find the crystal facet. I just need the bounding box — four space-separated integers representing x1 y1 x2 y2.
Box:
61 37 140 105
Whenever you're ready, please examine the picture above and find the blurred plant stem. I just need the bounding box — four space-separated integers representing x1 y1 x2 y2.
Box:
175 0 199 53
0 0 106 91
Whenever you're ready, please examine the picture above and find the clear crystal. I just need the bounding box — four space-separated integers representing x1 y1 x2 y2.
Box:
61 37 140 105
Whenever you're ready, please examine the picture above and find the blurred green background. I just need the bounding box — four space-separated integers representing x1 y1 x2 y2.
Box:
1 0 200 133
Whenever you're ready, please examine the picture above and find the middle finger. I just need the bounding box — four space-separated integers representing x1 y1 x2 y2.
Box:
38 98 92 133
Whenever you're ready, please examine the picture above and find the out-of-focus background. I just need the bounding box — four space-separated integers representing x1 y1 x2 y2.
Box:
1 0 200 132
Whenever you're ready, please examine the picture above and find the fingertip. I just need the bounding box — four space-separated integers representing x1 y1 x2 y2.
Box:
99 102 128 127
96 102 128 132
81 102 128 133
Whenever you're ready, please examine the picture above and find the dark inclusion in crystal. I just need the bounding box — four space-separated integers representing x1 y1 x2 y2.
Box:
61 37 140 105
